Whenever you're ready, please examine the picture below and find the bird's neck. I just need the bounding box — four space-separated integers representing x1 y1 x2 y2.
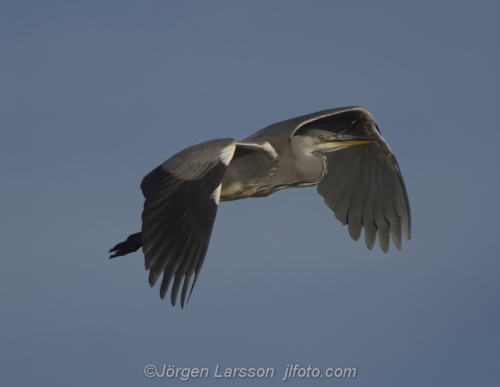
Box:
288 137 327 185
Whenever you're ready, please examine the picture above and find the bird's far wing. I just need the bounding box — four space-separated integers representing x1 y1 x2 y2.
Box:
312 108 411 252
244 106 364 141
140 139 236 307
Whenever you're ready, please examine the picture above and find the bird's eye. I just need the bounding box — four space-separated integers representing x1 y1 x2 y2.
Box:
319 135 326 142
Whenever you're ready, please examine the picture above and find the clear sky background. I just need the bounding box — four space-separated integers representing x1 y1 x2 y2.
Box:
1 1 499 386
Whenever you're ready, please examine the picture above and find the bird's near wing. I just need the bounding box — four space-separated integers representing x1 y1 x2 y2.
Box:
309 107 411 252
140 139 236 307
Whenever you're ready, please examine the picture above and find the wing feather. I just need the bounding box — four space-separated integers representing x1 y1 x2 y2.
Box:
334 150 363 226
372 160 391 252
346 150 366 241
313 108 411 251
318 152 350 211
140 139 236 306
361 160 377 249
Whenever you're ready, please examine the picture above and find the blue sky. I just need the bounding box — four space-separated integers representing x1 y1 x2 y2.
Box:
1 1 499 386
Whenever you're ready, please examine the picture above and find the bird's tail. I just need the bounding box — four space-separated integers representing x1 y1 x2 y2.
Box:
109 232 142 258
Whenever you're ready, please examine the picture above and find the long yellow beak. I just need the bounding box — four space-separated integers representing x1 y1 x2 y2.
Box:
327 134 374 146
335 140 373 146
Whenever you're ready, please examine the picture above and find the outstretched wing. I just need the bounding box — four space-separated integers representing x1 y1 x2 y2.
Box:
141 139 236 307
311 108 411 252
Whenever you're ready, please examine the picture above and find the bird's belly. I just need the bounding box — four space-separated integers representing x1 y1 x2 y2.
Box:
220 181 283 202
219 177 318 202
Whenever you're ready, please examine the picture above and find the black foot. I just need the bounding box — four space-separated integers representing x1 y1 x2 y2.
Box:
109 232 142 258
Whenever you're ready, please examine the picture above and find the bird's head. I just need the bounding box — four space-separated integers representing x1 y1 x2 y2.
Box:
299 129 374 154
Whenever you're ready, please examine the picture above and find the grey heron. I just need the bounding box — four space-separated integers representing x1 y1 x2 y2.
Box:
109 106 411 307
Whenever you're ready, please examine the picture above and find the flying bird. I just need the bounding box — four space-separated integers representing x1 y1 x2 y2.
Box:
109 106 411 307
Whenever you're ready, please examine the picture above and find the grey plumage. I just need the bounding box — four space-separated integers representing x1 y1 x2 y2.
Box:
109 106 411 307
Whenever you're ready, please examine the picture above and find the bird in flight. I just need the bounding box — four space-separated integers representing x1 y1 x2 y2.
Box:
109 106 411 307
